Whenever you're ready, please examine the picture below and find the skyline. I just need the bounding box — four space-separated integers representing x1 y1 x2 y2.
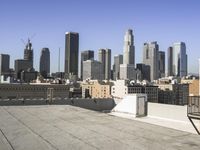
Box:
0 0 200 73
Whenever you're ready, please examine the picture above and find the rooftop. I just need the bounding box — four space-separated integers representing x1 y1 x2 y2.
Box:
0 105 200 150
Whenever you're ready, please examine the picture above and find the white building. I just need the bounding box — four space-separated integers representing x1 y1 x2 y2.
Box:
123 29 135 65
111 80 158 102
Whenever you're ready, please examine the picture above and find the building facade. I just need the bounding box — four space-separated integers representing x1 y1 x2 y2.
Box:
136 63 150 81
143 42 159 81
64 32 79 77
40 48 50 78
15 59 33 79
168 47 173 76
111 80 158 102
113 54 123 80
123 29 135 66
81 80 111 98
0 54 10 77
98 49 111 80
157 83 189 105
120 64 141 81
172 42 187 77
82 60 104 80
158 51 165 78
24 39 33 68
80 50 94 80
0 84 69 99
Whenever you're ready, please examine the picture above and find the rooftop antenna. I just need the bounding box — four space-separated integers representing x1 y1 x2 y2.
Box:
58 47 60 72
20 39 26 46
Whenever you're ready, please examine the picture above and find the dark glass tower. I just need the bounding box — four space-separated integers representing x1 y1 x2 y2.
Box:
167 47 173 76
64 32 79 76
40 48 50 78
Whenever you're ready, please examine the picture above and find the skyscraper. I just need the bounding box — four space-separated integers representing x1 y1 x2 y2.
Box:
0 54 10 76
64 32 79 77
143 42 159 81
82 60 103 80
158 51 165 78
81 50 94 80
98 48 111 80
123 29 135 66
113 54 123 80
24 39 33 68
40 48 50 78
168 47 173 76
172 42 187 77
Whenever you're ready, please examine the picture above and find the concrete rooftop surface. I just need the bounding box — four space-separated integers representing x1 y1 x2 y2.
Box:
0 105 200 150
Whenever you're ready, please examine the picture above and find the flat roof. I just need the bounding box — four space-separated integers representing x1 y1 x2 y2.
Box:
0 105 200 150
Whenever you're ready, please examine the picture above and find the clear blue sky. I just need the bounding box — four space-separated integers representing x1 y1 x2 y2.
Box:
0 0 200 74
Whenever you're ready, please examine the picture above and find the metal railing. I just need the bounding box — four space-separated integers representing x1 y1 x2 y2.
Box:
187 96 200 135
187 96 200 117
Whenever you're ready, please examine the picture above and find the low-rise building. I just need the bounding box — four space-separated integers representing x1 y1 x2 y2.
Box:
0 83 70 99
81 80 112 98
181 79 199 96
111 80 158 103
156 83 189 105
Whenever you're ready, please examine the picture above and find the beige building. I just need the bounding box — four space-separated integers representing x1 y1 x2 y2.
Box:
81 80 112 98
181 79 199 96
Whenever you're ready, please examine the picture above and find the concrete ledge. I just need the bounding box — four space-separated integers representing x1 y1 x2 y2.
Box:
0 98 116 111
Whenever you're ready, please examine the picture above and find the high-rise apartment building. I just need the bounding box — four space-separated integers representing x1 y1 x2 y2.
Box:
143 42 159 81
98 48 111 80
172 42 187 77
168 47 173 76
24 39 33 68
123 29 135 66
64 32 79 77
0 54 10 76
81 50 94 80
158 51 165 78
40 48 50 78
113 54 123 80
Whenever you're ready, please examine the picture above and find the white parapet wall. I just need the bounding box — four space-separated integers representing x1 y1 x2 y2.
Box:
148 102 189 122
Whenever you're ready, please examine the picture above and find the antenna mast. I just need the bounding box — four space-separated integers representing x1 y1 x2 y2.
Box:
58 48 60 72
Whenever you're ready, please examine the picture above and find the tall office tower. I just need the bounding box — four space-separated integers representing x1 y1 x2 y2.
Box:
136 63 150 81
15 59 32 79
0 54 10 76
98 48 111 80
64 32 79 77
24 39 33 67
123 29 135 66
172 42 187 77
120 64 141 81
168 47 173 76
81 50 94 80
113 54 123 80
40 48 50 78
143 42 159 81
82 60 103 80
158 51 165 78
